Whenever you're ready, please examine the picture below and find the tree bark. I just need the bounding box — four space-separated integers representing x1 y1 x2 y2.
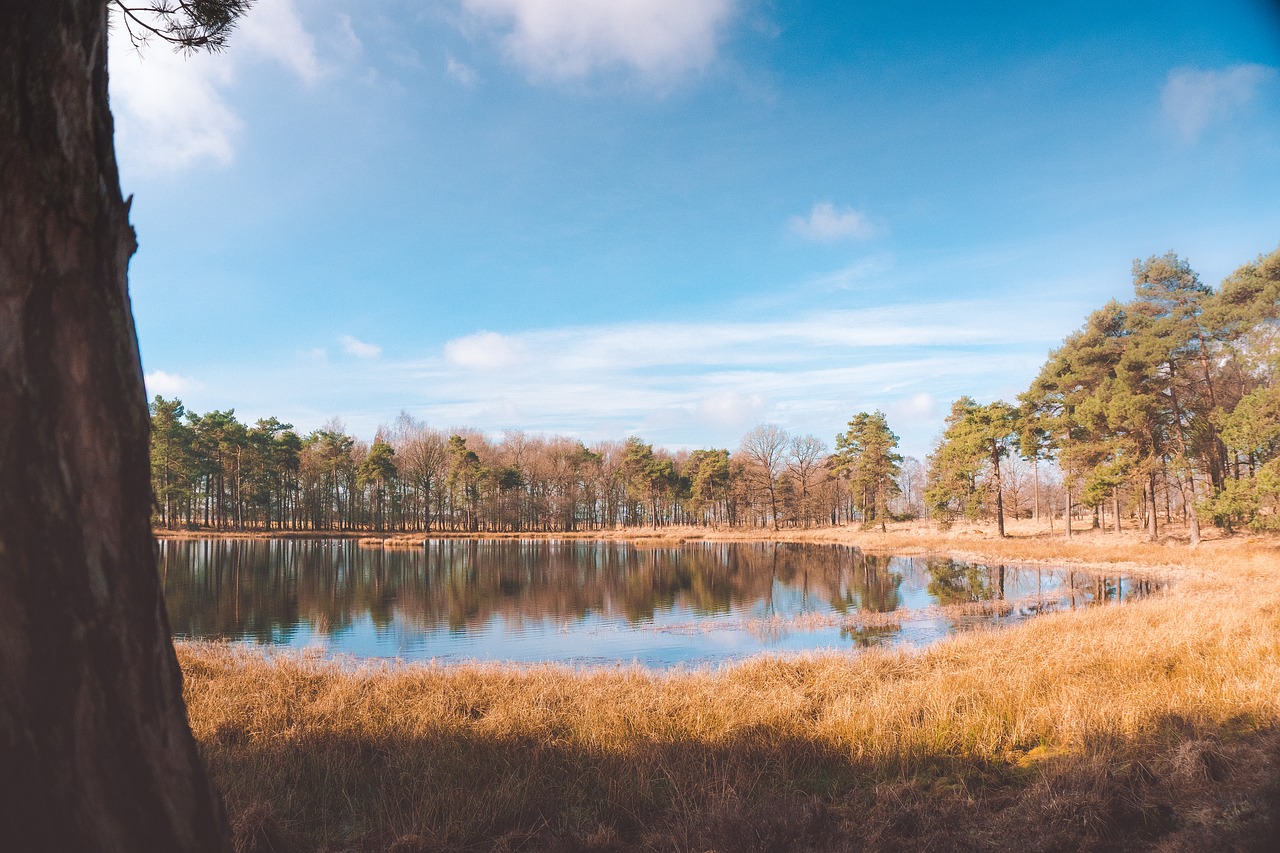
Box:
1147 472 1159 541
1032 457 1040 522
1064 485 1072 539
990 440 1005 538
0 5 231 851
1164 380 1202 546
1178 470 1201 546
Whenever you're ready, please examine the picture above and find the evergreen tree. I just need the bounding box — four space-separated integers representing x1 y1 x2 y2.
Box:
358 437 398 531
832 411 902 530
150 396 194 527
925 398 1018 536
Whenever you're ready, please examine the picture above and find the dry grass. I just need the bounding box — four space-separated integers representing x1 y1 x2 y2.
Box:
177 527 1280 852
357 536 428 549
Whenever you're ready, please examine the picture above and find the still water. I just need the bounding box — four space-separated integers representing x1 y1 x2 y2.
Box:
160 538 1155 668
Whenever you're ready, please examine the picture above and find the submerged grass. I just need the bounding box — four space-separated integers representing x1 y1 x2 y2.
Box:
178 528 1280 852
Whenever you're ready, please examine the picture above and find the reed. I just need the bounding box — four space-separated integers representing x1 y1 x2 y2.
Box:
177 528 1280 852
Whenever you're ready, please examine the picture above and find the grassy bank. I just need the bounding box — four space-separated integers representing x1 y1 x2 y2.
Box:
153 516 1235 549
177 528 1280 852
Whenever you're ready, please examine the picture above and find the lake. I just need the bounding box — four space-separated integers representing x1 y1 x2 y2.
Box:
160 538 1156 668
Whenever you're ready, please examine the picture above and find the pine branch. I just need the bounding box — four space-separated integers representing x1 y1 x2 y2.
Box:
110 0 254 54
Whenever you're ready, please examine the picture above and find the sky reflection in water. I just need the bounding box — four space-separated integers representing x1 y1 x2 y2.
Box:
160 539 1155 668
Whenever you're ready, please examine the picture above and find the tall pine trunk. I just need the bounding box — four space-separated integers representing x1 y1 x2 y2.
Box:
0 5 231 851
1147 472 1159 541
1064 484 1073 539
989 440 1005 538
1032 457 1040 521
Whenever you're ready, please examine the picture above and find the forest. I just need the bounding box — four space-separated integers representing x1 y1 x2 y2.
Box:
150 248 1280 538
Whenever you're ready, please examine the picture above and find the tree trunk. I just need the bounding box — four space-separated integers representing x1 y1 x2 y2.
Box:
1195 333 1227 491
1032 458 1040 522
1165 381 1202 546
1064 484 1073 539
0 5 231 851
990 441 1005 538
1179 471 1201 546
1147 473 1159 541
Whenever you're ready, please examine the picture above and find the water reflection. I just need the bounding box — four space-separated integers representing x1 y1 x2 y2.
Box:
159 539 1157 667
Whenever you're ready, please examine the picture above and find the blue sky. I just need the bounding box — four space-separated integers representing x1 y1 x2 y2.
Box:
110 0 1280 459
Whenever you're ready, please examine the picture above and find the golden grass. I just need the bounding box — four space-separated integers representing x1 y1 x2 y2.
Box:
177 527 1280 852
356 536 428 549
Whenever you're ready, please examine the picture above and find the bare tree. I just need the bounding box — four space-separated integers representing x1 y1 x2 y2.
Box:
787 434 827 528
892 455 927 518
739 424 791 530
390 414 449 532
1000 457 1032 521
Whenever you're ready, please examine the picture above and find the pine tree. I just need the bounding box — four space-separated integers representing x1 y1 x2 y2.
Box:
832 411 902 531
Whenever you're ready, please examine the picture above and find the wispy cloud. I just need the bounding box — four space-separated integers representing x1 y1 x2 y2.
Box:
383 299 1066 451
336 14 362 56
694 390 769 429
446 54 479 85
444 330 525 368
789 202 879 242
238 0 322 83
109 41 241 169
144 370 203 397
809 256 896 291
109 0 322 172
459 0 737 82
173 298 1079 457
1161 63 1277 142
437 303 1059 378
886 392 938 422
340 335 382 358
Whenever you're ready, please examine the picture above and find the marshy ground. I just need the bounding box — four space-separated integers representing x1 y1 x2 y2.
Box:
175 522 1280 852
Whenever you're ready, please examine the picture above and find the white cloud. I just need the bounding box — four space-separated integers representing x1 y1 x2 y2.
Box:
789 202 879 242
887 392 938 423
460 0 736 81
695 390 769 429
446 54 479 85
444 331 527 369
436 300 1067 379
298 297 1062 454
810 256 894 290
144 370 203 397
109 0 322 172
177 296 1076 457
340 335 382 358
337 14 363 56
237 0 322 83
110 40 241 169
1161 63 1276 142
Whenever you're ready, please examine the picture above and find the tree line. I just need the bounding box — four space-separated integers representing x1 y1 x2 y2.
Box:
151 246 1278 539
150 401 918 532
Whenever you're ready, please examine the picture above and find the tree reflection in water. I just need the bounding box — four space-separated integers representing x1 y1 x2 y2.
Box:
159 539 1157 664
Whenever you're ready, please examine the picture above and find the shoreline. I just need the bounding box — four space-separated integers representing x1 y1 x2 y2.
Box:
155 519 1262 578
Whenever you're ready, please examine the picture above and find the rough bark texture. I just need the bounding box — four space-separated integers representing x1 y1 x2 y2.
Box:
989 440 1005 538
1147 473 1159 541
0 4 232 851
